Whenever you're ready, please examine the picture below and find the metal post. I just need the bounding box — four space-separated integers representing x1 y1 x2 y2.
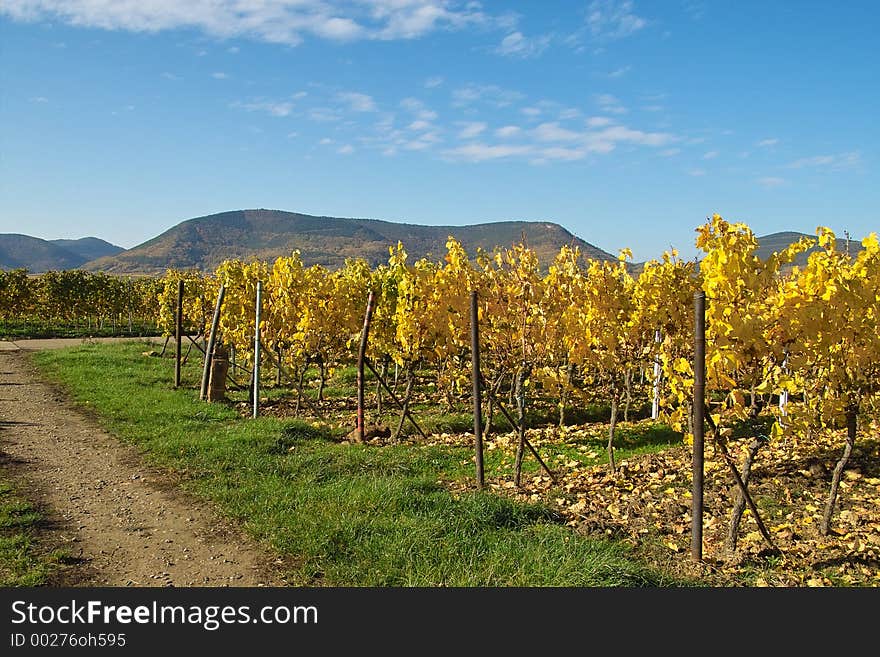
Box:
471 290 484 489
174 280 184 388
692 291 706 562
779 348 789 423
651 328 661 420
200 284 225 400
253 281 262 419
356 289 376 441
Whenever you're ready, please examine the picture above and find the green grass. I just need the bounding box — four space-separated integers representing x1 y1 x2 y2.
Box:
30 342 697 587
0 480 67 586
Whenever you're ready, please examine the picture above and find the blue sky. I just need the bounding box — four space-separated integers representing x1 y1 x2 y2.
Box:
1 1 877 262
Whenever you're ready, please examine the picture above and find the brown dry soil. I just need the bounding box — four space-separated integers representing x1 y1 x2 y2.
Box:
0 338 290 587
429 426 880 586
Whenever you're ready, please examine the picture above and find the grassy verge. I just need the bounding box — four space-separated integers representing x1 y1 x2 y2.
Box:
30 342 697 587
0 480 67 586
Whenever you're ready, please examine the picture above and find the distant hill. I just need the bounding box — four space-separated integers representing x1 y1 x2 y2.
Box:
756 231 864 267
49 237 123 263
0 234 123 273
83 209 616 274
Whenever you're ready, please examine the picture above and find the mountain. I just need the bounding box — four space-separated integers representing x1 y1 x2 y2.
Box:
756 231 864 268
49 237 123 263
83 209 616 274
0 234 86 272
0 234 123 273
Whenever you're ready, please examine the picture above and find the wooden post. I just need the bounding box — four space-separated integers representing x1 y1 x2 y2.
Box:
471 290 484 489
174 279 183 388
253 281 262 419
692 291 706 562
356 290 376 442
200 284 226 401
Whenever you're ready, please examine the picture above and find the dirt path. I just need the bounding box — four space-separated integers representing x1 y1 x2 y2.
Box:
0 342 290 587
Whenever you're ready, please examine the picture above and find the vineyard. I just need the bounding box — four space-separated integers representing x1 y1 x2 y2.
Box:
4 214 880 583
0 269 161 338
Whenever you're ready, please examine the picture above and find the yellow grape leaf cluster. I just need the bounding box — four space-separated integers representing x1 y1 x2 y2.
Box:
767 228 880 438
156 268 219 338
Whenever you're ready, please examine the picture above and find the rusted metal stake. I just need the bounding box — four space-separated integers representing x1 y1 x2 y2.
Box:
356 290 376 442
692 291 706 562
174 279 183 388
253 281 262 419
471 290 484 489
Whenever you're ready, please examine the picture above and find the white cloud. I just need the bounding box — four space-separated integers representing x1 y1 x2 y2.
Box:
586 116 614 128
403 132 442 150
683 1 707 21
521 106 541 117
495 31 551 58
787 151 861 170
532 121 674 155
587 0 647 40
211 72 228 79
606 65 631 78
441 113 675 163
400 97 437 120
660 148 680 157
457 121 487 139
161 72 181 81
309 107 342 122
688 168 706 177
408 120 432 131
235 100 294 117
757 138 779 147
29 96 49 103
495 125 521 138
337 144 354 154
452 84 524 109
590 125 674 149
337 91 377 112
0 1 500 46
595 93 627 114
423 76 444 88
313 16 363 41
400 97 423 112
533 122 581 142
374 1 493 40
538 146 587 161
702 150 718 160
443 143 532 162
757 177 785 188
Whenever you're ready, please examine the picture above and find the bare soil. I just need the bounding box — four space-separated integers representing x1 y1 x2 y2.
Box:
0 341 290 587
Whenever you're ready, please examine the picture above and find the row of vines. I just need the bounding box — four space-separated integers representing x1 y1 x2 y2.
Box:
0 268 162 336
153 214 880 549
